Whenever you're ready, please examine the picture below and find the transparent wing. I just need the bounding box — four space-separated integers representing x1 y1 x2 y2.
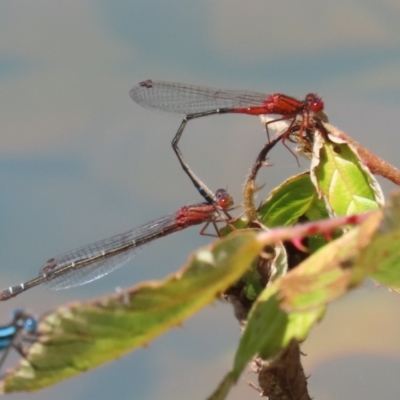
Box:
130 80 269 116
41 214 176 290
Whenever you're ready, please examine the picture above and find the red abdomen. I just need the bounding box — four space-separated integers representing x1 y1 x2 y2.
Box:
232 93 305 116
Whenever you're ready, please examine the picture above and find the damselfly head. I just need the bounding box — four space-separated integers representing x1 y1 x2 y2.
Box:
215 189 234 209
305 93 324 113
10 309 37 333
23 317 37 333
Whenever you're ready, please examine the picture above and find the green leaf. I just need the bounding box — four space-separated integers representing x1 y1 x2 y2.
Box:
355 193 400 289
258 172 330 254
311 132 383 216
1 231 262 393
279 229 361 311
233 284 324 375
258 172 328 227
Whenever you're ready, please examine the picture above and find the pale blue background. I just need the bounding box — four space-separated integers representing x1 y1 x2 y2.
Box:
1 1 400 399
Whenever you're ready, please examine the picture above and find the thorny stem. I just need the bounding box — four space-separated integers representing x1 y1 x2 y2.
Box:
256 211 375 247
243 136 282 221
321 122 400 187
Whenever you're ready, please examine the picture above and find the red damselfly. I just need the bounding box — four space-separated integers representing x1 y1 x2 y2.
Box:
0 189 233 301
130 80 324 203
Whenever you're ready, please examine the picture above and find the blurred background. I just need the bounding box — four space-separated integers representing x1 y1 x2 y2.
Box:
0 1 400 399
